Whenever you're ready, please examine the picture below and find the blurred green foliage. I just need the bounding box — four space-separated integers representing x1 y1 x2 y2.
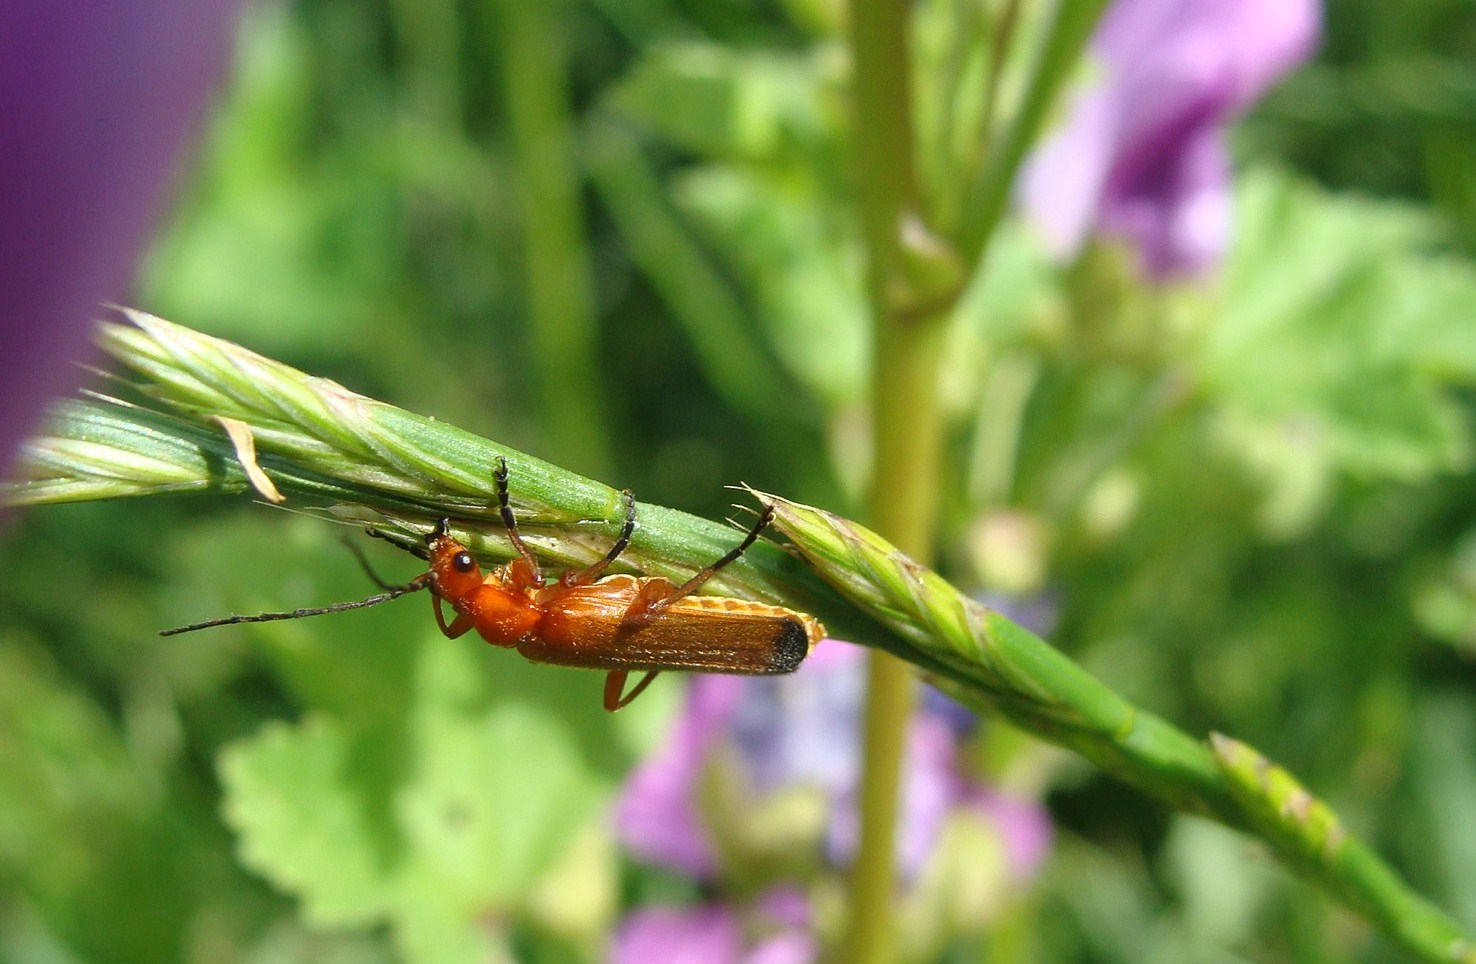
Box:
5 0 1476 961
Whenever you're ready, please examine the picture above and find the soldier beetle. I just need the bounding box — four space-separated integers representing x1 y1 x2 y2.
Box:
163 459 823 710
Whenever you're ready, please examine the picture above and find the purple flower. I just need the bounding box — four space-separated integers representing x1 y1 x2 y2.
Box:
1018 0 1320 277
962 786 1054 879
611 642 1055 958
0 2 239 478
612 670 745 877
608 889 817 964
610 905 743 964
612 640 1052 884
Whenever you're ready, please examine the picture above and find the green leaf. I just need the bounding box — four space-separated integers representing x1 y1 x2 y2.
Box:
222 715 390 926
609 42 830 161
221 631 625 962
0 638 202 963
1208 169 1476 482
1403 696 1476 929
676 165 867 407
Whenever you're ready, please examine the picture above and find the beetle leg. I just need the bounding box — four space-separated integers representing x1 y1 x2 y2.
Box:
564 489 638 587
603 669 660 711
665 503 775 602
608 502 772 631
616 577 680 631
432 594 475 639
494 458 543 587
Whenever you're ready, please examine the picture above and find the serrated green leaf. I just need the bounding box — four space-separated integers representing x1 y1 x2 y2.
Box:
1207 169 1476 481
220 632 618 963
222 716 391 926
389 638 604 913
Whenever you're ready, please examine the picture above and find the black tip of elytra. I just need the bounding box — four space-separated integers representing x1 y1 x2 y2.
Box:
769 618 811 673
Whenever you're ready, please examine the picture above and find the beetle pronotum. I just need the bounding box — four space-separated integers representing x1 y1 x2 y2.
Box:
164 460 824 710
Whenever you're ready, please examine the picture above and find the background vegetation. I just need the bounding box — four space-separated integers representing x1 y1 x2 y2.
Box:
4 0 1476 961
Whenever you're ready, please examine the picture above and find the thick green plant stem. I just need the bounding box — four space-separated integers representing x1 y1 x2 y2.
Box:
8 314 1475 962
845 0 950 959
848 315 947 964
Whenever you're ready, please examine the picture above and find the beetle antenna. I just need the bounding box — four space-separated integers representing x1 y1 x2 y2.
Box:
366 526 432 561
340 536 399 590
160 574 432 636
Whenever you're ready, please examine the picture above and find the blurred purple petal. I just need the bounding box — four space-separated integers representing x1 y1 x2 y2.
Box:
609 890 815 964
610 905 743 964
976 590 1060 639
1 2 239 476
612 675 745 877
921 685 979 737
617 638 1057 892
1019 0 1319 277
743 932 817 964
730 641 864 797
1109 124 1231 278
782 650 973 881
620 641 994 881
892 711 961 878
1019 92 1117 262
743 888 817 964
753 886 811 931
962 788 1055 879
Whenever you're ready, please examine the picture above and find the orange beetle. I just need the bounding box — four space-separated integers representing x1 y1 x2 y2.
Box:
165 459 823 710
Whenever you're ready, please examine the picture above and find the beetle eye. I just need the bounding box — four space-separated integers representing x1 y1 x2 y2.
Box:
452 551 476 574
